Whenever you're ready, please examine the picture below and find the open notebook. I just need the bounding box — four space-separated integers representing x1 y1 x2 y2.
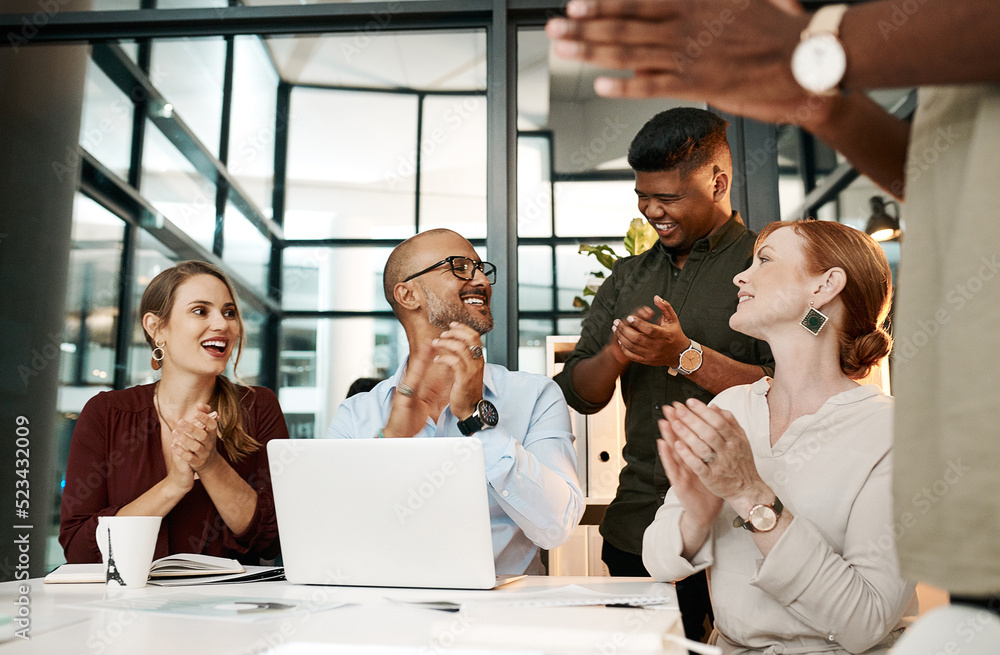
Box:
45 553 244 584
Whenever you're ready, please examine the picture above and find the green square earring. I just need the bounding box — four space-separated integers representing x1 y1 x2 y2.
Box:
800 302 828 336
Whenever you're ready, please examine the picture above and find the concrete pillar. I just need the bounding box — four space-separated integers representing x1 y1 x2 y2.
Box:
0 0 91 581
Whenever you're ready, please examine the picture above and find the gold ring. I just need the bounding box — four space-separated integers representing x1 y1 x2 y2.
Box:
469 345 484 360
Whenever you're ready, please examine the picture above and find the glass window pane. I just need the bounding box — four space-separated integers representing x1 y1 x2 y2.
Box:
53 195 128 569
556 242 623 312
518 135 552 238
238 304 264 387
149 37 226 155
61 195 125 390
224 203 271 292
518 246 553 312
419 95 487 238
281 246 393 312
518 318 553 376
554 180 638 237
156 0 225 7
517 29 550 131
557 317 584 336
285 89 418 239
141 120 217 252
93 0 139 8
129 231 180 387
279 317 407 439
229 36 278 219
80 59 133 178
266 30 486 91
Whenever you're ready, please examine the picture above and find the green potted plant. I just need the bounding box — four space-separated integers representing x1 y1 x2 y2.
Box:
574 218 658 315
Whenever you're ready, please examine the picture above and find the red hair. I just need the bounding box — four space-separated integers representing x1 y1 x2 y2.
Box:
756 220 893 379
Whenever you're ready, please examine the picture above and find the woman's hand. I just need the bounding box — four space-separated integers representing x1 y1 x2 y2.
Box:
165 440 196 494
170 403 222 473
662 398 769 505
657 415 723 529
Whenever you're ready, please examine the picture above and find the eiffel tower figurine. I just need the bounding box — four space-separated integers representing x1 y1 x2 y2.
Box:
105 527 127 587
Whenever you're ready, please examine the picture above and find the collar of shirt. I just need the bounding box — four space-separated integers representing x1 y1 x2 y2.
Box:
749 376 884 405
652 211 748 265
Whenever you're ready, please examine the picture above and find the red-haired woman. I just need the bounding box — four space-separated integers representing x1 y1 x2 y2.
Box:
643 221 916 653
60 261 287 564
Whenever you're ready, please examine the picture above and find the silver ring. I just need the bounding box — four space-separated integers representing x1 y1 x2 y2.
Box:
702 453 716 464
397 382 416 397
469 345 484 360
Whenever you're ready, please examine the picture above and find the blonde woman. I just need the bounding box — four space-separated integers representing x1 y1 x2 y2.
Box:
60 261 287 563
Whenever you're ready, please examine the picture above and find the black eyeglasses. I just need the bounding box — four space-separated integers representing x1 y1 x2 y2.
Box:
403 256 497 285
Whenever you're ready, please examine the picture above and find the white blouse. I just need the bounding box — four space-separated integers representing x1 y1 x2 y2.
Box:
642 378 917 654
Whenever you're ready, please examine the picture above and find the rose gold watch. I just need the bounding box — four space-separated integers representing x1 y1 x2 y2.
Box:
733 497 784 533
668 339 703 376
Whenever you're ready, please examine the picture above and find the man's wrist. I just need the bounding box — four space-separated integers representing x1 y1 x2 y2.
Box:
453 405 476 422
603 340 630 367
798 92 848 136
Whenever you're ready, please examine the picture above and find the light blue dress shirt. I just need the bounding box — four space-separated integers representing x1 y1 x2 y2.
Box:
327 360 584 575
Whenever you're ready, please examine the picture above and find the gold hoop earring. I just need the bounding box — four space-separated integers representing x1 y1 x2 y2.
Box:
151 339 165 371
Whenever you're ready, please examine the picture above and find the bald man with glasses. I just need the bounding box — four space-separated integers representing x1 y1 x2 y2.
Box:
326 229 584 575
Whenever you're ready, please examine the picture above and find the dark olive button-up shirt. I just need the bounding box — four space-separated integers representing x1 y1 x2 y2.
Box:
554 213 773 556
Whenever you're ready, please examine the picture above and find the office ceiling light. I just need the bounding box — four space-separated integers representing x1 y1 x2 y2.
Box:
865 196 901 242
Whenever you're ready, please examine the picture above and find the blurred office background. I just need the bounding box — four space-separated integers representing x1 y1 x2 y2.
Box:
0 0 907 578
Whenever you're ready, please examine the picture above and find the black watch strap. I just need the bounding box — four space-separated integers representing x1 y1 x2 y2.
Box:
457 413 484 436
457 399 498 436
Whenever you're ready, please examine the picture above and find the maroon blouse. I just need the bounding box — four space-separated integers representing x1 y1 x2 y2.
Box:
59 383 287 564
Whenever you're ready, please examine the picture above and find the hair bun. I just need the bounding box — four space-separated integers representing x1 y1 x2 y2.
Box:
842 329 892 380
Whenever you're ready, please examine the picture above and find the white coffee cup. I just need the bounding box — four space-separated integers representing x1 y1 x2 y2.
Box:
95 516 161 588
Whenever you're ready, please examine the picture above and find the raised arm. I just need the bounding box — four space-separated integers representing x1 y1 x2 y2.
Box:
546 0 1000 200
613 297 767 395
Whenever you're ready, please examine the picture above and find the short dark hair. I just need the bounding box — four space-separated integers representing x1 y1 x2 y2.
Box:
627 107 730 175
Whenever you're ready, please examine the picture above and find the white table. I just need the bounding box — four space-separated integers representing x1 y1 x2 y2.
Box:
0 576 682 654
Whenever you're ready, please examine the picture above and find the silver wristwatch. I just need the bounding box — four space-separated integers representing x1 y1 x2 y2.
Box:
791 4 849 96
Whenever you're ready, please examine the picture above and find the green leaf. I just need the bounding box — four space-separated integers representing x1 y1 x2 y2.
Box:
624 218 658 256
573 296 591 313
578 244 619 271
582 287 596 297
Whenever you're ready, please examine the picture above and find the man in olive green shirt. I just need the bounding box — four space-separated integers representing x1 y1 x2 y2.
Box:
554 108 772 641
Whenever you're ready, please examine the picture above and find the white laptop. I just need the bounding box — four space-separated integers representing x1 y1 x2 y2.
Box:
268 437 524 589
